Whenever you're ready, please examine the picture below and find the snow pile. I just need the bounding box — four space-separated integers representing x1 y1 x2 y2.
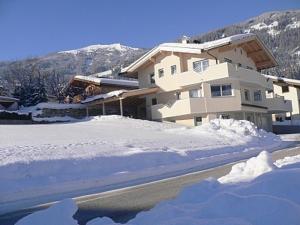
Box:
15 199 78 225
0 118 282 214
197 119 263 137
275 154 300 168
218 151 276 183
20 152 300 225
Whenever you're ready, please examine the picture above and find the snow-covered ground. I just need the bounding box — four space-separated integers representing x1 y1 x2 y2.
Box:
0 116 282 214
16 152 300 225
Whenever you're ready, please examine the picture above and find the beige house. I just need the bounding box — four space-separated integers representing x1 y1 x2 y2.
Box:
264 74 300 122
121 34 292 131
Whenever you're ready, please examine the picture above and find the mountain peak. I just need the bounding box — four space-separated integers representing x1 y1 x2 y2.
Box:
58 43 139 55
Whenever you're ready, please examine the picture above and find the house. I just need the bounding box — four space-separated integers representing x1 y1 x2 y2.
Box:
0 96 19 111
119 33 292 131
263 74 300 123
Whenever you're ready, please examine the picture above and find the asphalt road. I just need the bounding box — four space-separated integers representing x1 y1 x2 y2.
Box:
2 146 300 225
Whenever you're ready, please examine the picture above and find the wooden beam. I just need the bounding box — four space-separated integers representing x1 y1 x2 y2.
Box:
218 45 235 53
256 60 272 69
247 49 264 57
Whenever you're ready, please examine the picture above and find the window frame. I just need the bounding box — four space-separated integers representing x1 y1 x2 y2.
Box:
253 90 262 101
282 85 289 93
150 73 155 84
158 68 164 78
211 84 233 97
194 116 202 126
193 59 209 73
244 89 250 101
189 88 202 98
171 65 177 75
152 98 158 105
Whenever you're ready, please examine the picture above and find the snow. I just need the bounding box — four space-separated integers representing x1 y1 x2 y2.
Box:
218 151 275 183
250 21 281 36
81 90 125 103
59 44 139 55
15 199 78 225
275 154 300 168
20 150 300 225
0 118 281 214
286 20 300 30
74 75 139 87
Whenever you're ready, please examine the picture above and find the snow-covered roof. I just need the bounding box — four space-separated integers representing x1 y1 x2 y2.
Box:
121 33 277 74
263 74 300 86
81 90 125 104
0 96 19 102
74 75 139 87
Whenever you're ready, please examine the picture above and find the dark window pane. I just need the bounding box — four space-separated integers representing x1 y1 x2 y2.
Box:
211 85 221 97
222 85 232 96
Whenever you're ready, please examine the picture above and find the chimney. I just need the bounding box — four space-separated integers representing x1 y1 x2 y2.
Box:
181 35 190 44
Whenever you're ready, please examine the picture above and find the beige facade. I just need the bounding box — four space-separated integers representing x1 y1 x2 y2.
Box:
122 34 291 131
264 75 300 122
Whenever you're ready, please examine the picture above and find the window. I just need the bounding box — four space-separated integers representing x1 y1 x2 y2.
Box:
158 69 164 78
244 89 250 101
189 89 202 98
152 98 157 105
150 73 155 84
282 86 289 93
221 114 230 119
224 58 232 63
193 59 209 73
221 84 232 96
194 117 202 126
211 84 232 97
171 65 177 75
175 92 181 100
254 90 262 101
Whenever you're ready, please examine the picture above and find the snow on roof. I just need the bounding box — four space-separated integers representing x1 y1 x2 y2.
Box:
121 33 258 73
263 74 300 86
81 90 125 104
0 96 19 102
94 70 113 77
74 75 139 87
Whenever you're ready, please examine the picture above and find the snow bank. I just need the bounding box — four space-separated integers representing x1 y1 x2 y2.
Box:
275 154 300 168
20 152 300 225
218 151 276 183
15 199 78 225
86 152 300 225
0 118 281 214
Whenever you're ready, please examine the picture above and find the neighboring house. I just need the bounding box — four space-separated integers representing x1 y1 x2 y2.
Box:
120 33 291 131
264 74 300 122
0 96 19 111
64 70 139 103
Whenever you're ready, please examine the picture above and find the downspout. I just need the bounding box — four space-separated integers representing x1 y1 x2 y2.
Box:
206 50 218 64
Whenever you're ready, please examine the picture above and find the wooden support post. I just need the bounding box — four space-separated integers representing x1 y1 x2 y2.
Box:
86 107 89 117
120 98 123 116
102 102 106 115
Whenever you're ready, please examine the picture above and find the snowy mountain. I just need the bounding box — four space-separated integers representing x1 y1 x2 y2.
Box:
190 9 300 78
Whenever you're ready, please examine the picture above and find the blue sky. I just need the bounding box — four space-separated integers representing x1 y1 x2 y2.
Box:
0 0 299 61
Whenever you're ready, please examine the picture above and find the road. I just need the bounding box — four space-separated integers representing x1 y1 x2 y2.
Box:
1 145 300 225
